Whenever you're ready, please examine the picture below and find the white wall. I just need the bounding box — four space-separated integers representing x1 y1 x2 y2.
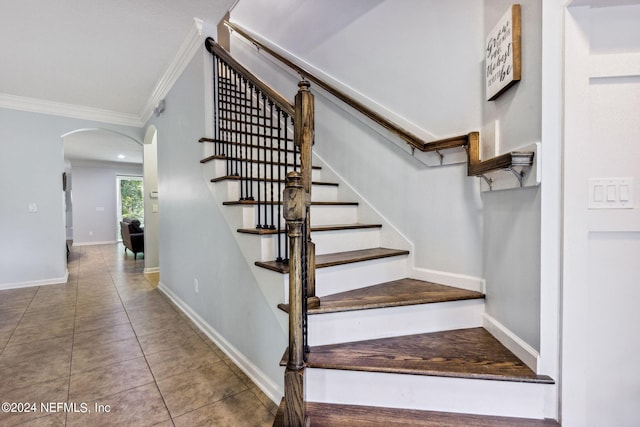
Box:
146 46 287 391
71 161 143 245
0 107 142 289
562 4 640 426
230 0 486 280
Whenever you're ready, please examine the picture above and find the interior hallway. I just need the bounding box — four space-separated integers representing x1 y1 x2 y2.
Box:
0 244 277 426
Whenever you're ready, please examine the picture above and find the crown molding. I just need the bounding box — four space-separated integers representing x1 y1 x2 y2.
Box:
140 18 205 124
0 18 205 128
0 93 144 127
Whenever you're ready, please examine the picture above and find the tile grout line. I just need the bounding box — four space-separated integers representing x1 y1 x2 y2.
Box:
65 244 83 427
99 244 176 426
0 287 39 357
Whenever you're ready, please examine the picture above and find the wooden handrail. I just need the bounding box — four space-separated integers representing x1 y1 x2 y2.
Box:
205 37 295 117
224 21 467 153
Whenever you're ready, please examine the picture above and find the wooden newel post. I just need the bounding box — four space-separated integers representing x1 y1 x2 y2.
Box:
294 80 318 303
283 171 306 426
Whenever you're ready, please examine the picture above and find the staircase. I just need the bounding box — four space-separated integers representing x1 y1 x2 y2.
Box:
201 37 557 426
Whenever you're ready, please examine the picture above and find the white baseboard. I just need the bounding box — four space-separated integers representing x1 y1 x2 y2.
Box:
157 281 282 404
0 270 69 290
411 266 485 293
72 240 118 246
483 313 539 372
143 267 159 274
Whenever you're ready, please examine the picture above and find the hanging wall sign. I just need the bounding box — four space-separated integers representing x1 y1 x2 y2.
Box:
485 4 521 101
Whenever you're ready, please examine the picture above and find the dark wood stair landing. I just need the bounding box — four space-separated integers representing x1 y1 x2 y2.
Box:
278 278 484 315
274 400 559 426
307 328 554 384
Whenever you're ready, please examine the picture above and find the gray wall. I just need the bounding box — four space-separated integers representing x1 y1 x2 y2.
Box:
71 161 143 245
0 107 142 288
231 0 544 350
146 48 286 388
481 0 543 350
231 0 486 280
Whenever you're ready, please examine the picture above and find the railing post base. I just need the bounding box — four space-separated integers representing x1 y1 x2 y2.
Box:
283 368 308 427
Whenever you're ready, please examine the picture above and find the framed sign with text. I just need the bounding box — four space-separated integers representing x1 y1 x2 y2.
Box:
485 4 521 101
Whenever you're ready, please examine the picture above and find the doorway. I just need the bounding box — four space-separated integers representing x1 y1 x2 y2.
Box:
116 175 144 240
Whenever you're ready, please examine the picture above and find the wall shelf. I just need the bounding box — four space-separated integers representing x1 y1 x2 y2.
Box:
467 133 540 192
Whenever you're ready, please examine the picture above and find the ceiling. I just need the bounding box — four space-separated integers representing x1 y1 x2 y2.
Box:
64 129 144 165
570 0 640 6
0 0 233 164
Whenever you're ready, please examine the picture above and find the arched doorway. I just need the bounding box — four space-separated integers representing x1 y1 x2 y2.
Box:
61 128 143 246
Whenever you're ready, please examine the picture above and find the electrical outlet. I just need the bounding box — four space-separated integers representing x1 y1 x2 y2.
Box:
194 278 199 293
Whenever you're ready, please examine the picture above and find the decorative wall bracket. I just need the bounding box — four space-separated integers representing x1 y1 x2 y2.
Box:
408 133 473 166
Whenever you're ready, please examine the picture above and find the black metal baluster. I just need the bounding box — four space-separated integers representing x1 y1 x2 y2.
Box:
276 107 284 262
257 93 268 229
213 55 220 155
302 219 309 357
223 63 232 172
247 83 255 201
268 100 276 229
233 70 241 178
293 114 299 173
239 76 247 200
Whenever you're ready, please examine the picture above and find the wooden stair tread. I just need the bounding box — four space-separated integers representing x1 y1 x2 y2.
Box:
210 175 338 186
223 200 358 206
277 278 484 314
306 328 554 384
274 400 559 426
256 247 409 273
200 154 320 169
238 223 382 235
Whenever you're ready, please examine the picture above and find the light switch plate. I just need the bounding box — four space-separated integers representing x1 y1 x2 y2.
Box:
588 178 634 209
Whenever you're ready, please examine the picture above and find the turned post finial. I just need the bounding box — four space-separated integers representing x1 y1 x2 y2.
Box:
298 80 311 91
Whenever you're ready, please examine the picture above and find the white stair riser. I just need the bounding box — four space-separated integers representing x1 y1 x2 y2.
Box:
311 185 339 202
281 256 408 301
311 205 358 226
232 205 358 228
212 158 322 182
315 256 407 297
312 228 380 255
257 228 381 261
308 299 484 346
306 369 550 419
223 204 358 229
222 181 338 203
222 144 297 161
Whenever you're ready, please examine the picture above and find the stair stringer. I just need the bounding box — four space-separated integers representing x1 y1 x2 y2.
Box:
199 148 289 337
198 141 414 332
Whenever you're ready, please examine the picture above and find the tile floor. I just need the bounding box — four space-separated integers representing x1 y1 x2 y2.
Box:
0 244 277 426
